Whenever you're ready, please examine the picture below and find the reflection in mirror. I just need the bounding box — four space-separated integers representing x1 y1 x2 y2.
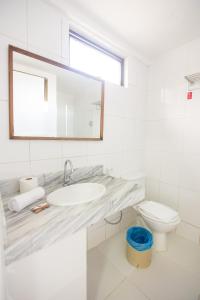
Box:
9 46 104 140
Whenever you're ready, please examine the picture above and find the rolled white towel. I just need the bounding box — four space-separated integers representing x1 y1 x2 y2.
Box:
8 187 45 212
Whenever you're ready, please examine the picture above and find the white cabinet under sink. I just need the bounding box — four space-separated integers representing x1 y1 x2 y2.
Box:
6 229 87 300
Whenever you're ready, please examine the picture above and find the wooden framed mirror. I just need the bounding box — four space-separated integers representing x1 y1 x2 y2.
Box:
9 45 104 141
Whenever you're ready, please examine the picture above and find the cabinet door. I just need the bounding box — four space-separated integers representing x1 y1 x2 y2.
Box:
6 229 87 300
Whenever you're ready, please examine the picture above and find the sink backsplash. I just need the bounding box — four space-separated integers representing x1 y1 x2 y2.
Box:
0 165 104 198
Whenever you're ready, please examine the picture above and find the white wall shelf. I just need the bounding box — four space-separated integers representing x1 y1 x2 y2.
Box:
185 73 200 90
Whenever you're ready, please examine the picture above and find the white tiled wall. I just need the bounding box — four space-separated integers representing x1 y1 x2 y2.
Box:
2 0 200 248
0 0 147 181
0 0 147 248
146 38 200 244
87 208 137 250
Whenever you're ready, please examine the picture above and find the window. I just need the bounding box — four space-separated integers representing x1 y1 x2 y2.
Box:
69 30 124 86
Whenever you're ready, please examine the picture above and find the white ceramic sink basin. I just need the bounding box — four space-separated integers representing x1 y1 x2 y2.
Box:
47 183 106 207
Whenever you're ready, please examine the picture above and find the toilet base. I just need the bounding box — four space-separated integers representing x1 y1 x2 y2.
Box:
153 232 167 251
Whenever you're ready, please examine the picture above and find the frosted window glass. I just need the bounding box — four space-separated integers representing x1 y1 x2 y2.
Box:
70 36 122 85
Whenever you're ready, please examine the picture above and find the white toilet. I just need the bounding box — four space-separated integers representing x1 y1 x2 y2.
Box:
135 201 181 251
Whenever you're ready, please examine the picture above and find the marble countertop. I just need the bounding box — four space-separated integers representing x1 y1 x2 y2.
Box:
0 166 145 265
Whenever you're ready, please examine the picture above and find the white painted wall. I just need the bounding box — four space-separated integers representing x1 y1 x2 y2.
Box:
146 38 200 244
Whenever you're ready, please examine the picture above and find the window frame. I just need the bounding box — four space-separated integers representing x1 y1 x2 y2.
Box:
69 30 124 86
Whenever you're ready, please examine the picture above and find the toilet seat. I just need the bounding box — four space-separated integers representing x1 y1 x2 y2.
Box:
135 201 181 251
136 201 179 224
142 213 180 225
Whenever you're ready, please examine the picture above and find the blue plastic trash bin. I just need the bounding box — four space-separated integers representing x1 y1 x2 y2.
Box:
126 226 153 268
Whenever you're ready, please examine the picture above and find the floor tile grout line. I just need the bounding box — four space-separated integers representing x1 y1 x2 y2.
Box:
124 273 152 300
103 278 127 300
92 245 126 279
88 246 127 299
104 274 151 300
93 237 151 300
158 250 200 279
125 251 200 300
89 231 200 300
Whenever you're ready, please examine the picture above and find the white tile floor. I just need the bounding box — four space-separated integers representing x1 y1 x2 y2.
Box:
87 231 200 300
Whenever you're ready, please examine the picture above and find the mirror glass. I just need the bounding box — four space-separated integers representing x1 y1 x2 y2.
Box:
10 47 104 140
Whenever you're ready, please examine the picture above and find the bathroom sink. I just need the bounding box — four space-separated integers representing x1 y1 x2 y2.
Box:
47 183 106 206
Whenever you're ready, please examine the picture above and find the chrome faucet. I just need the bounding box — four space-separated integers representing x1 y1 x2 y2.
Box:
63 160 74 186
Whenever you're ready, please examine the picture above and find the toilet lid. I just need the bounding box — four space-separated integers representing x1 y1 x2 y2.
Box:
137 201 179 222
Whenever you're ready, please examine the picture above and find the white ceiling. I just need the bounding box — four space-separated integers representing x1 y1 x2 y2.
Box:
50 0 200 61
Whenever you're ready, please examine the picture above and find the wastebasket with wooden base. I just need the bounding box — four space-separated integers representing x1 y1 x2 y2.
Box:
126 226 153 269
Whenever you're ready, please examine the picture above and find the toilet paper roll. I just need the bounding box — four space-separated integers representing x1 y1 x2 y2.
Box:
19 177 38 193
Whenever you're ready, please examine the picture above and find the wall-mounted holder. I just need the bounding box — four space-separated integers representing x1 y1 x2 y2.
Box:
185 73 200 90
185 73 200 100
